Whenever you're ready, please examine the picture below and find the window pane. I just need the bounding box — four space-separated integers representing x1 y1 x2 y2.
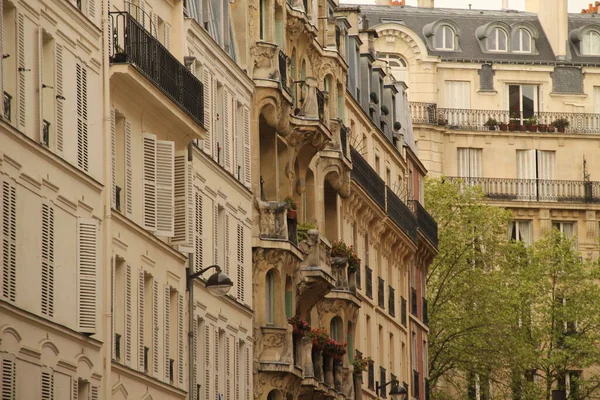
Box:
488 28 497 50
434 29 443 49
522 85 536 119
593 32 600 55
445 27 453 49
522 30 531 52
509 85 520 120
499 29 507 50
512 31 520 51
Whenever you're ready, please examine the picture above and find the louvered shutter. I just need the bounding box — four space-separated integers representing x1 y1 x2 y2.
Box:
1 357 16 400
138 269 145 370
90 385 99 400
55 44 64 153
194 191 203 272
111 257 116 360
88 0 95 21
41 369 54 400
172 153 193 251
232 101 238 178
125 265 132 365
153 280 160 376
124 120 133 218
165 23 171 50
110 108 116 209
213 203 218 265
243 107 251 187
0 0 3 102
215 328 220 398
204 324 211 400
1 178 17 302
177 294 184 387
151 11 158 38
245 345 251 400
71 377 78 400
143 133 158 231
77 218 97 333
41 201 55 317
235 340 240 400
202 69 212 155
226 335 231 400
192 318 198 400
224 90 231 172
17 13 25 130
224 213 230 275
76 64 89 172
212 79 218 161
164 285 170 382
236 223 244 302
156 140 174 237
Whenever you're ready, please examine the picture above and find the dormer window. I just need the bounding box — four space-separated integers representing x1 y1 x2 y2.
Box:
582 30 600 55
487 27 507 52
512 28 532 53
434 25 455 51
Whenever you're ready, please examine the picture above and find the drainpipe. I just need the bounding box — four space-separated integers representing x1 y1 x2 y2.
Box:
187 254 195 400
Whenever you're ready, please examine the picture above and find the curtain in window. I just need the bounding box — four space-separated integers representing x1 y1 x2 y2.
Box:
562 223 575 239
518 221 531 245
457 148 482 179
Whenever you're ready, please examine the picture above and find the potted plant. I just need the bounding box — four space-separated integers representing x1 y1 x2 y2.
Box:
437 118 448 126
284 196 298 219
484 118 498 131
331 240 360 272
369 92 379 105
499 122 508 132
309 328 330 350
547 125 556 133
297 222 317 242
381 105 390 116
525 116 538 132
519 124 527 132
552 117 570 133
288 315 311 337
508 122 518 131
538 124 548 133
352 354 372 375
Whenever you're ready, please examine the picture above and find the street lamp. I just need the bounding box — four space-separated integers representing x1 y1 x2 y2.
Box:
187 264 233 297
376 379 408 400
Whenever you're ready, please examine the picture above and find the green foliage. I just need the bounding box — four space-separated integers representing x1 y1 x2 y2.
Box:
297 222 317 242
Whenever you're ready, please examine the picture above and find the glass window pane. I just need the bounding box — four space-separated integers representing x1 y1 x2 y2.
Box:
445 27 454 49
434 29 443 49
592 32 600 55
509 85 520 121
499 30 507 50
512 31 520 51
522 85 535 119
488 28 497 50
522 30 531 52
584 32 592 55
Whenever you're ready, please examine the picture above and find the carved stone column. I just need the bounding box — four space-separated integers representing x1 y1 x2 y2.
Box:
302 336 315 377
333 360 343 391
313 348 324 382
353 373 363 400
324 354 334 387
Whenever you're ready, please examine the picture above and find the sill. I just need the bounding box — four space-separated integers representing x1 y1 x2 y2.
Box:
549 92 587 98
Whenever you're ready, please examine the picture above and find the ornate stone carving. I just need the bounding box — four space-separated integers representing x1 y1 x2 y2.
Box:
252 43 280 80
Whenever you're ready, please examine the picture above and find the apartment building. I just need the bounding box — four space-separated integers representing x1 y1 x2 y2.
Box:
361 0 600 397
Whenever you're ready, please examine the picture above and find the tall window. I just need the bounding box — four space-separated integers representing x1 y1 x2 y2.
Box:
381 54 408 85
582 30 600 55
457 148 482 178
509 84 539 123
259 0 267 40
434 25 455 50
487 27 507 52
516 149 555 200
265 270 275 325
512 29 532 53
330 317 342 342
444 81 470 112
509 220 532 245
552 222 576 240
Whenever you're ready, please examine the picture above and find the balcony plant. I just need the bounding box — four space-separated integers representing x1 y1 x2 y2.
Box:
297 222 317 242
547 125 556 133
483 118 498 131
538 124 548 133
352 354 372 375
519 124 527 132
437 117 448 126
525 116 538 132
309 328 330 350
508 122 518 131
323 338 347 360
288 315 311 337
331 240 360 272
552 117 570 133
284 196 298 219
499 122 508 132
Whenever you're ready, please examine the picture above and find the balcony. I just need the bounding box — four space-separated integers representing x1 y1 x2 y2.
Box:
388 286 395 317
413 370 420 398
350 147 386 210
109 11 204 127
256 200 294 242
409 200 438 248
3 92 11 122
446 177 600 203
297 231 335 315
278 50 290 94
387 187 418 242
411 287 418 316
401 296 407 327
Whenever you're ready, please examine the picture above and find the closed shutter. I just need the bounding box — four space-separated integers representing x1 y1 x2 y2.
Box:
124 120 133 217
204 324 211 400
226 335 231 400
17 14 25 130
215 328 220 398
110 108 116 209
153 280 159 376
177 294 184 387
224 90 231 172
243 107 251 187
164 285 170 382
156 140 174 237
76 64 89 172
202 69 212 155
192 317 198 400
41 369 54 400
111 257 116 360
41 201 55 317
164 23 171 50
245 345 251 400
194 191 203 272
172 153 193 251
88 0 95 20
151 12 158 38
232 101 238 179
1 178 17 302
0 0 3 100
212 79 218 161
138 269 145 370
143 133 158 231
236 223 244 302
125 265 132 365
213 202 219 265
55 45 64 153
77 218 97 334
1 357 16 400
235 340 240 400
224 213 230 275
90 385 98 400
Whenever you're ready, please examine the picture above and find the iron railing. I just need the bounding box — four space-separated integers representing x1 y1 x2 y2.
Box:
409 200 439 247
365 266 373 299
423 297 428 325
411 287 418 316
387 187 418 241
42 119 50 146
368 360 375 390
109 11 204 127
3 92 11 122
340 125 348 158
413 370 420 398
351 147 386 210
401 296 407 326
380 367 387 398
316 88 325 122
278 50 289 94
389 286 395 317
446 176 600 203
378 277 385 308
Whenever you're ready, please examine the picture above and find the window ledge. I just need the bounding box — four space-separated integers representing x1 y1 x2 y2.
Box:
549 92 587 98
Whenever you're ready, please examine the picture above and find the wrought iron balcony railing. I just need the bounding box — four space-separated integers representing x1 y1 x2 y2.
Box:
413 370 420 398
401 296 407 327
278 50 290 94
340 124 349 158
109 11 204 127
446 176 600 203
409 200 438 247
350 147 386 210
3 92 11 122
409 102 437 124
316 88 325 123
387 187 418 241
411 287 418 316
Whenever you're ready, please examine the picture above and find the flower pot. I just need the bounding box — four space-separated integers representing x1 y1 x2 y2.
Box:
508 124 517 131
287 209 297 219
538 125 547 133
530 124 538 132
519 125 527 132
488 126 496 131
548 127 555 133
499 124 508 132
558 127 566 133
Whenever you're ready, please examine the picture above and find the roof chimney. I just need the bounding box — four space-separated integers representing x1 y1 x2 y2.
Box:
417 0 434 8
526 0 567 60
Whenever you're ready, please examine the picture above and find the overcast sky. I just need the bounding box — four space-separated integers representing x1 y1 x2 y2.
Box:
340 0 595 13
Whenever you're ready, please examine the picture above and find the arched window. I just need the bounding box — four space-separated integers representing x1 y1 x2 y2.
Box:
434 25 455 50
381 54 408 84
487 27 507 52
582 30 600 55
285 276 293 318
259 0 267 40
512 28 532 53
330 316 342 342
266 270 276 324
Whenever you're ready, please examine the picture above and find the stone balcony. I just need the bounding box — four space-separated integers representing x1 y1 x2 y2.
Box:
251 42 292 99
256 199 298 246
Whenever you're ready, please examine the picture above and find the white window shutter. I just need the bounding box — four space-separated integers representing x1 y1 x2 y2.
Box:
55 44 64 153
124 120 133 218
76 64 89 172
245 345 251 400
142 133 157 231
164 285 170 382
1 357 16 400
151 11 158 38
90 385 99 400
224 213 230 275
172 153 193 251
17 13 25 130
177 293 184 387
236 223 244 303
204 324 211 400
232 101 238 178
214 328 220 398
1 178 17 302
111 257 116 360
125 265 132 366
0 0 3 102
77 218 97 334
164 22 171 50
88 0 95 20
243 107 251 187
41 369 54 400
110 108 116 209
138 269 145 371
213 203 218 265
41 201 55 318
194 191 204 272
153 280 159 376
212 79 218 161
235 340 240 400
226 335 231 400
156 140 174 237
192 317 198 400
202 69 213 155
224 90 231 172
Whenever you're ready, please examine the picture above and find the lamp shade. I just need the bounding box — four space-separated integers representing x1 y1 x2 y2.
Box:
389 383 408 400
205 270 233 297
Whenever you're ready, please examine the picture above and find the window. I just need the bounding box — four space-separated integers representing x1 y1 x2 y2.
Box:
76 64 89 172
41 32 56 148
509 220 532 245
487 27 507 52
266 270 275 324
378 277 385 308
434 25 455 50
381 54 408 84
77 218 97 334
509 84 539 123
365 267 373 299
330 317 342 341
516 150 555 200
259 0 267 40
582 30 600 55
512 29 532 53
457 148 482 179
411 331 417 369
444 80 470 109
552 222 576 240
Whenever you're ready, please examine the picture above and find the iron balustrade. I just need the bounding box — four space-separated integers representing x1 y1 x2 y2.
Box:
365 266 373 299
409 200 439 247
350 147 386 210
423 297 428 325
278 50 290 94
316 88 325 123
368 360 375 390
387 187 418 241
401 296 407 326
380 367 387 398
409 102 437 124
388 286 395 317
413 370 420 398
109 11 204 127
42 119 50 146
446 176 600 203
378 277 385 308
340 125 348 157
3 92 11 122
411 287 418 316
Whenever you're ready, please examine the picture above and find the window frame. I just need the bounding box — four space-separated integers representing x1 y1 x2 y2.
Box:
582 30 600 56
512 28 533 53
487 27 508 52
434 25 455 51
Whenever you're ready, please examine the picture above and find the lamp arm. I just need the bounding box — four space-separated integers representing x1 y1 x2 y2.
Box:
376 378 400 394
188 264 221 281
